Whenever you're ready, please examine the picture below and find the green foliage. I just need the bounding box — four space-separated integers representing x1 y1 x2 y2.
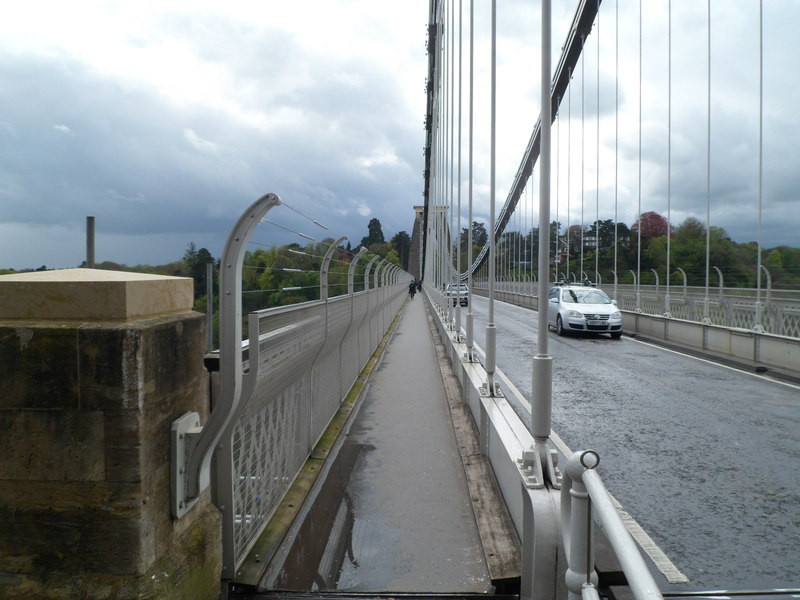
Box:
360 217 385 248
390 231 411 270
552 216 799 288
385 249 401 267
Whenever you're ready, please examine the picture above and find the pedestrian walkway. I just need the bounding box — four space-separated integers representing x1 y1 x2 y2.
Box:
259 295 492 593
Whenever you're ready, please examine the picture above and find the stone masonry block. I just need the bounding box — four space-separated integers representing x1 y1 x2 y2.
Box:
0 410 105 481
0 326 80 410
0 270 220 599
78 325 144 411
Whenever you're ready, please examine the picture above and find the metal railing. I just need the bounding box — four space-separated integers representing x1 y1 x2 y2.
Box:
561 450 662 600
472 279 800 339
170 195 411 579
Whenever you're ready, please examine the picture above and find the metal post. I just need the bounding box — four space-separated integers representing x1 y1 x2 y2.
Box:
529 0 559 489
348 248 368 295
563 452 599 600
364 256 379 290
320 236 347 302
484 0 497 397
754 264 771 332
651 268 659 296
206 262 214 353
173 193 281 520
86 216 95 268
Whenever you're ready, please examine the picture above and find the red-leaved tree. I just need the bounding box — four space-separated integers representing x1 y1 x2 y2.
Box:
631 211 672 238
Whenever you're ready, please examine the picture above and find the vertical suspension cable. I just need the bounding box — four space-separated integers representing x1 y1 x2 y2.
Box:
666 0 673 316
636 0 642 310
614 0 619 301
466 0 474 358
555 99 560 283
528 181 532 287
755 0 764 331
449 0 456 325
580 35 586 281
704 0 712 322
456 0 463 337
567 70 572 281
595 3 600 285
486 0 497 394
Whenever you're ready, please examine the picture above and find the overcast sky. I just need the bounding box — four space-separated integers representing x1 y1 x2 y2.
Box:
1 0 797 270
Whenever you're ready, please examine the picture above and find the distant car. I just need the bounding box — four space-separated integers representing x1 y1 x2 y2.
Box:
547 284 622 338
445 283 469 307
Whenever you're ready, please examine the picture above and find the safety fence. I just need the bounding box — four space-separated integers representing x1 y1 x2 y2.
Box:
170 195 411 578
472 279 800 339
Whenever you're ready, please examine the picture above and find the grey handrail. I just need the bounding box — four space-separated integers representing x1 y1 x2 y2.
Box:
562 450 663 600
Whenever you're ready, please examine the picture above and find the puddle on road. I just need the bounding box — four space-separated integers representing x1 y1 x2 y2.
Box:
265 436 408 591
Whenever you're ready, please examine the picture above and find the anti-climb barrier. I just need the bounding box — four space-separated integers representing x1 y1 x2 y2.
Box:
170 194 410 577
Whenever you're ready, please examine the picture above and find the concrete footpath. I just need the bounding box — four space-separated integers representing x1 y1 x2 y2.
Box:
261 294 492 593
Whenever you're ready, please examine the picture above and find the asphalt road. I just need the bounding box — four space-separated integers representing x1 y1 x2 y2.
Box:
460 294 800 591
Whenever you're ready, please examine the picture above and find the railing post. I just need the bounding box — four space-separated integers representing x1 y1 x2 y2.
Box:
173 193 281 518
206 261 215 352
754 264 771 332
373 259 387 347
364 255 379 290
348 248 368 295
563 451 600 600
320 236 347 302
629 270 640 312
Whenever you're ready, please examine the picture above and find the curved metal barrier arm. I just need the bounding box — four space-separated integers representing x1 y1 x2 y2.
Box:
347 248 368 295
320 236 347 302
171 193 281 518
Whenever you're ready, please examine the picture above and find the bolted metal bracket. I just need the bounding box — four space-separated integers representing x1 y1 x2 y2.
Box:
479 381 504 398
517 443 562 489
171 411 204 518
517 447 545 489
545 447 563 489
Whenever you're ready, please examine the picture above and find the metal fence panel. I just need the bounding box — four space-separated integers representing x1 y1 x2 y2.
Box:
217 282 408 576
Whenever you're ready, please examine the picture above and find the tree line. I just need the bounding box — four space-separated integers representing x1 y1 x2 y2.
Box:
461 212 799 288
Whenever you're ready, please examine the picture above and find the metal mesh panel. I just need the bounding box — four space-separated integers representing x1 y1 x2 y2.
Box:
775 307 800 337
231 379 309 563
603 286 800 338
220 284 408 572
728 303 756 329
343 293 370 389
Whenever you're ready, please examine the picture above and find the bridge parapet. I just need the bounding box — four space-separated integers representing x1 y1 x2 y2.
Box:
470 284 800 380
0 268 221 600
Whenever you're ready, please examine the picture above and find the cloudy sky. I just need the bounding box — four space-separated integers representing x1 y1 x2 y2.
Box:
1 0 797 271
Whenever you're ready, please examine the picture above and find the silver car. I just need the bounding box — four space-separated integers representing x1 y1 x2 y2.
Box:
445 283 469 307
547 285 622 338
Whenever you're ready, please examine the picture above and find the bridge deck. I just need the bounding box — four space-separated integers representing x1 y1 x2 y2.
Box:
255 295 495 594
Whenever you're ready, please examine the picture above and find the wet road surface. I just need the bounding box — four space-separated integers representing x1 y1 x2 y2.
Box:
261 297 492 593
464 294 800 591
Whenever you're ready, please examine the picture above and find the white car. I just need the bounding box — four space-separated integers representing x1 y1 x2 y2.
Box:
445 283 469 307
547 285 622 339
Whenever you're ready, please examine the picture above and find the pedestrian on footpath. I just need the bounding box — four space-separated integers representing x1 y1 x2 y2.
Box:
408 280 417 300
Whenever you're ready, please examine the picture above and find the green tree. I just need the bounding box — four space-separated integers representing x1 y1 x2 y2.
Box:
360 217 385 248
390 231 411 270
182 242 215 300
385 249 401 267
675 217 705 241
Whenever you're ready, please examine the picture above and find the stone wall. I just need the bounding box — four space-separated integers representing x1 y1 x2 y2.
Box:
0 269 221 600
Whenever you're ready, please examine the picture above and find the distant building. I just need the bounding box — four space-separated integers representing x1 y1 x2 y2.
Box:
409 205 425 280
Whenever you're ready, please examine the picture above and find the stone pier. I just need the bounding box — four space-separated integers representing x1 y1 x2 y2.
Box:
0 269 221 600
